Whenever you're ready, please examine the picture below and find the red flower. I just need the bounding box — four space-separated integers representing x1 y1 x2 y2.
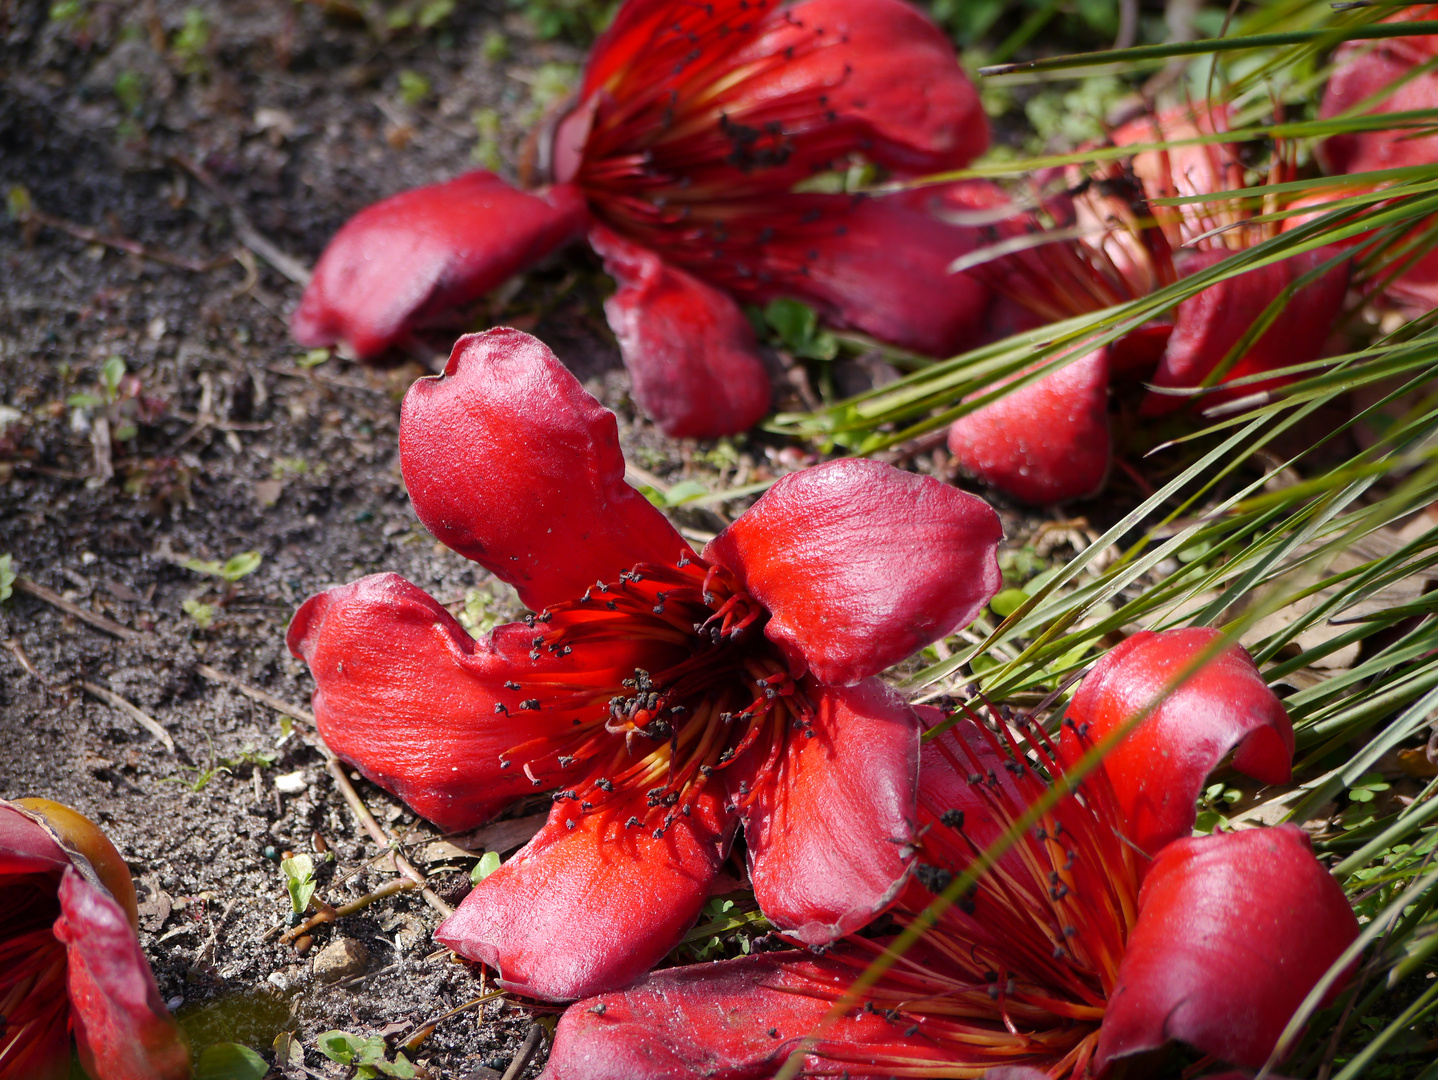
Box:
286 327 1003 1000
1314 5 1438 311
0 798 189 1080
542 628 1358 1078
292 0 992 438
949 105 1349 504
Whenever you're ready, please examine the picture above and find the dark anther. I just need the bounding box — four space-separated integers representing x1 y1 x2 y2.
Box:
718 748 734 763
558 755 574 767
565 818 576 830
588 1003 606 1015
915 863 953 894
581 801 593 810
597 778 614 792
1050 884 1070 901
552 790 579 802
524 613 537 627
738 781 750 795
681 805 691 817
494 703 508 715
719 711 734 724
940 809 964 830
521 699 541 711
670 704 687 716
504 681 522 691
904 1025 919 1037
662 792 679 807
652 828 665 839
768 1028 778 1038
958 894 976 915
699 765 715 777
1034 826 1048 841
531 636 544 648
499 759 510 770
529 650 541 661
677 555 691 567
1053 945 1068 960
625 816 640 829
1063 925 1077 937
537 612 552 623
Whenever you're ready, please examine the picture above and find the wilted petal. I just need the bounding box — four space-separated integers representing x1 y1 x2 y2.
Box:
590 226 771 439
1061 627 1294 856
436 787 735 1001
55 869 190 1080
1096 825 1359 1071
10 800 140 932
1141 248 1349 417
400 329 690 611
0 804 71 875
542 951 935 1080
736 678 919 945
947 347 1111 505
706 459 1002 685
292 172 588 359
287 573 587 833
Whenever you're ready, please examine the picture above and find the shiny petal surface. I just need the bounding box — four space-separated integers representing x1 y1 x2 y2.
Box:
542 951 935 1080
287 573 587 832
55 869 190 1080
292 172 588 359
569 0 985 197
1141 248 1349 417
705 459 1002 685
400 329 689 611
712 192 992 359
1096 825 1359 1070
737 678 920 945
590 226 771 439
0 804 71 876
947 347 1111 505
436 786 736 1001
1061 628 1294 856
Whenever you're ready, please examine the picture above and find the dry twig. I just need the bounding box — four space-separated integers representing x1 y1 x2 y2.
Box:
79 681 176 751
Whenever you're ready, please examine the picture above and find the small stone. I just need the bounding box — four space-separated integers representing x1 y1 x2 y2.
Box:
273 770 308 794
312 937 369 983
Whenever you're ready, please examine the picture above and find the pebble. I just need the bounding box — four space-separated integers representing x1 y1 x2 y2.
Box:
312 937 369 983
274 769 308 794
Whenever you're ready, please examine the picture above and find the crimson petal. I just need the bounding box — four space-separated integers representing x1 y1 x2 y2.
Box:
705 458 1002 685
436 786 736 1001
947 347 1111 505
0 804 70 875
1060 628 1294 856
590 226 771 439
1141 248 1349 417
292 172 587 359
287 573 585 832
1096 825 1359 1071
54 869 189 1080
735 678 920 945
400 329 689 611
541 951 930 1080
716 192 992 359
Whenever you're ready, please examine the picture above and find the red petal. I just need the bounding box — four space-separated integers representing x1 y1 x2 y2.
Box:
569 0 985 196
1141 249 1349 417
589 226 771 439
735 678 920 945
705 459 1002 685
286 574 584 833
714 192 992 359
721 0 988 175
1061 628 1294 856
947 347 1111 505
1096 825 1359 1071
1319 15 1438 175
292 173 587 359
55 869 190 1080
435 787 736 1000
399 329 689 611
543 951 932 1080
0 804 70 875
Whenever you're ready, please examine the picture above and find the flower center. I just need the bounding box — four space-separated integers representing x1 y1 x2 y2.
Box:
797 712 1143 1078
0 874 70 1078
498 554 812 837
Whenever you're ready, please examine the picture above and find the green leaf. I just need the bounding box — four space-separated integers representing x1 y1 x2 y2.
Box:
317 1031 366 1065
989 588 1030 618
0 554 14 603
663 479 710 506
398 70 431 106
417 0 454 28
194 1043 267 1080
377 1053 417 1078
281 854 316 914
297 348 329 369
181 599 215 629
471 850 502 884
100 355 126 400
219 551 263 582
